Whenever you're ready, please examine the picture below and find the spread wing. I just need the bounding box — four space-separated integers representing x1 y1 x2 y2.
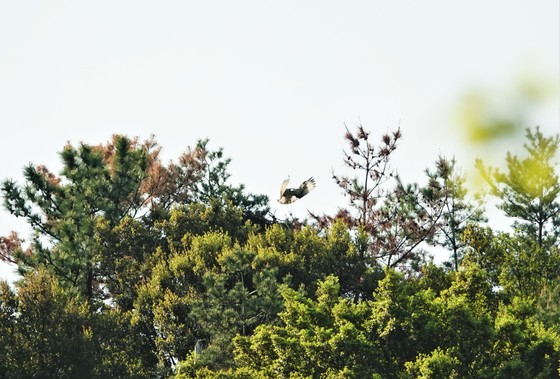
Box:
278 178 293 204
279 178 290 197
295 177 315 198
278 176 315 204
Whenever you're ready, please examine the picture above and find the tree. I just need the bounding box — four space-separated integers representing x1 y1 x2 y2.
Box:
476 127 560 247
94 216 162 310
404 348 460 379
492 296 560 378
231 276 381 379
326 124 401 229
130 223 287 373
0 280 18 376
191 139 270 228
2 128 559 378
2 136 156 297
313 125 450 270
2 135 269 299
8 269 96 378
426 157 486 270
463 224 560 298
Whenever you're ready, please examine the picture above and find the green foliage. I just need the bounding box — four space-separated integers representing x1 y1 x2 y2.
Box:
95 216 162 309
492 296 560 378
1 136 268 299
0 280 17 376
463 224 560 298
2 270 96 378
0 128 559 378
192 139 270 228
477 127 560 247
426 157 486 270
232 276 380 379
404 347 460 379
1 136 153 296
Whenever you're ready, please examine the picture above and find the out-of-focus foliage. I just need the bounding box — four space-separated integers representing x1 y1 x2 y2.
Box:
455 74 558 145
0 127 559 378
477 127 560 247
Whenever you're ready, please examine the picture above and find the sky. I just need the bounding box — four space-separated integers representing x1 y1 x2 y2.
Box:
1 1 559 282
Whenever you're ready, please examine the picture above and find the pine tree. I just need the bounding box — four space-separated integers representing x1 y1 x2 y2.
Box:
476 127 560 247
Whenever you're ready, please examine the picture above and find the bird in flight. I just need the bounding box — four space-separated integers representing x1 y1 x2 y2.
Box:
278 177 316 204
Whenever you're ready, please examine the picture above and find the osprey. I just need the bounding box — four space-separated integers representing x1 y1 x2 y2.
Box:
278 177 316 204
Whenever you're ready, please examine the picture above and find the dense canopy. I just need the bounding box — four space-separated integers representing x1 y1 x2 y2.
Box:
1 127 559 378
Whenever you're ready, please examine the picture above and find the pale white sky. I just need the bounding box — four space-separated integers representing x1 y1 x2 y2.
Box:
1 1 559 281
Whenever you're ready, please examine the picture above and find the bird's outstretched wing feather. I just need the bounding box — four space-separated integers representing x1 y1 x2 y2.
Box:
295 177 315 198
279 178 290 197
